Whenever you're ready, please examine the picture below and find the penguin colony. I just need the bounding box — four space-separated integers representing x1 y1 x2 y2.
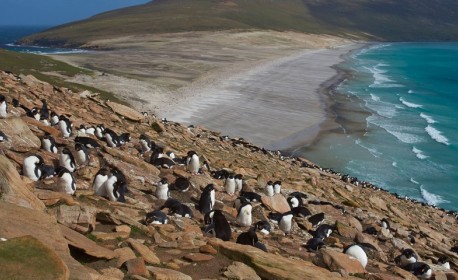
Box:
1 74 457 280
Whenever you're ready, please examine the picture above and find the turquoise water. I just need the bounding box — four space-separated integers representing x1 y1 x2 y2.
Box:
302 43 458 211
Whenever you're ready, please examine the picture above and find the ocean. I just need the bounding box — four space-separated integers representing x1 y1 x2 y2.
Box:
297 43 458 211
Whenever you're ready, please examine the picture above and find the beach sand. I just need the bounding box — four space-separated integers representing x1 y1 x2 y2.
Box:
49 30 358 150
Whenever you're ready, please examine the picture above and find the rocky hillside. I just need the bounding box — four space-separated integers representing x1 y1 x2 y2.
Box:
0 69 458 279
20 0 458 47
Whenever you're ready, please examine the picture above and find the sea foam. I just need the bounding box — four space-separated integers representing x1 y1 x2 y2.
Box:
420 113 437 124
412 146 428 159
425 125 450 145
420 186 449 206
399 97 423 108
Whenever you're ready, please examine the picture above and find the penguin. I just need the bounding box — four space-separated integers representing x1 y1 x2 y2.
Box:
119 133 131 146
41 133 58 153
39 164 56 180
287 192 306 209
402 262 432 279
93 167 109 196
234 174 243 192
170 203 193 218
307 212 325 227
139 134 154 153
236 202 253 227
30 107 41 120
186 150 200 174
395 248 418 266
99 168 119 198
112 180 128 202
172 177 190 192
150 147 175 169
381 218 390 230
255 220 272 235
204 210 231 241
268 212 283 225
278 211 294 235
273 181 282 194
58 115 72 138
234 196 250 211
59 147 76 172
363 226 378 235
198 184 215 214
304 238 325 251
40 99 49 121
224 174 236 195
236 228 258 246
50 111 59 126
77 124 87 135
437 256 450 270
145 210 168 225
291 206 312 218
0 130 8 142
160 198 182 210
311 224 334 239
265 181 274 197
75 136 101 149
155 178 170 200
85 126 95 135
23 155 44 181
240 191 261 203
0 94 8 118
343 244 368 268
104 128 120 147
95 124 105 139
74 143 90 166
57 167 76 195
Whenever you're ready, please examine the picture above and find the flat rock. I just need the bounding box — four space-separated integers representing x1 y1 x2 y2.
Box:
223 261 261 280
54 204 97 232
183 252 214 262
115 247 137 268
261 194 290 213
147 266 192 280
59 224 116 260
0 235 68 280
314 248 365 275
0 117 41 152
92 231 130 241
128 238 161 265
107 101 144 122
126 257 150 277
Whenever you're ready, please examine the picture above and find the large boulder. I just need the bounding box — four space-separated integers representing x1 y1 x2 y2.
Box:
314 248 365 276
106 101 144 122
0 117 41 152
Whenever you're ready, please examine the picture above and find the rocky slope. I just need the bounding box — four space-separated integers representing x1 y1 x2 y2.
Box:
0 69 457 280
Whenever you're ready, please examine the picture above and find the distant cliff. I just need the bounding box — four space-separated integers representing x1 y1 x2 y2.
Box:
20 0 458 47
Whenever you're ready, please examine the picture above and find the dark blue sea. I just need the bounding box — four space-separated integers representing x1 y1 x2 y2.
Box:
0 25 87 54
300 43 458 211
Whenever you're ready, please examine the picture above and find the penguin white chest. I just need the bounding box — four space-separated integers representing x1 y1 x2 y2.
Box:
187 155 200 173
58 121 70 137
0 102 7 118
93 175 108 195
156 184 169 200
279 215 293 233
225 178 236 195
59 173 76 195
23 157 40 181
345 245 368 268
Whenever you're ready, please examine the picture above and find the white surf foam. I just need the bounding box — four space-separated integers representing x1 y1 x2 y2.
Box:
420 113 437 124
420 186 449 206
392 161 397 167
425 125 450 145
399 97 423 108
408 89 414 94
412 146 428 159
370 93 380 102
354 138 383 158
410 178 419 185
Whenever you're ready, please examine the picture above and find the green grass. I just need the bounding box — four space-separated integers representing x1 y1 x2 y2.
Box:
0 49 125 103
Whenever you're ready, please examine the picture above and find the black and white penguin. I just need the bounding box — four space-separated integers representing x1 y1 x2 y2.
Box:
224 174 236 195
0 94 8 118
234 196 250 212
170 203 193 218
381 218 390 230
155 178 170 200
273 181 282 194
85 126 95 135
58 115 72 138
59 147 76 172
74 143 90 166
99 168 119 198
160 198 182 210
287 192 307 209
30 107 41 121
23 155 44 181
240 191 261 203
311 224 334 239
77 124 87 136
268 212 283 225
119 133 131 146
0 130 8 142
139 134 154 153
57 167 76 195
50 111 59 126
304 238 325 251
104 128 120 147
204 210 231 241
39 164 56 180
291 206 312 218
41 133 58 153
93 167 109 196
308 212 326 227
237 202 253 227
40 99 49 123
111 180 128 202
265 181 274 197
402 262 432 279
437 256 450 270
234 174 243 192
395 248 418 266
236 228 259 247
186 150 200 174
172 177 190 192
278 211 294 235
344 244 368 268
95 124 105 139
198 184 215 214
255 220 272 235
75 136 101 149
150 147 175 169
145 210 168 225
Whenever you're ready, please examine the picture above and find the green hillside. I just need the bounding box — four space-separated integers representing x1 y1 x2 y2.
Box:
20 0 458 47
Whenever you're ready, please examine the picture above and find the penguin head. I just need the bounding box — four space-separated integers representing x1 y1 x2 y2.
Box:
381 218 390 229
96 167 110 177
0 95 5 103
203 183 215 193
437 256 450 266
204 210 216 225
75 143 85 152
187 150 198 158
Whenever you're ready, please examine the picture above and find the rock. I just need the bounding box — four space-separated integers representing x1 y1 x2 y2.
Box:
260 194 290 213
0 235 68 280
127 238 161 265
59 224 116 259
106 101 144 122
223 261 262 280
91 231 130 241
33 189 77 207
146 266 192 280
151 121 165 133
0 117 41 152
0 155 45 211
208 238 341 280
116 225 132 234
314 248 365 275
99 267 125 280
183 252 214 262
126 257 150 277
115 247 137 268
335 221 358 239
54 204 97 232
369 196 388 211
199 244 218 255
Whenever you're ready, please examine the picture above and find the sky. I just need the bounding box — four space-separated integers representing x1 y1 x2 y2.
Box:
0 0 151 27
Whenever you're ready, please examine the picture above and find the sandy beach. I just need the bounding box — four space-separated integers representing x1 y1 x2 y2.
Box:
50 30 357 150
